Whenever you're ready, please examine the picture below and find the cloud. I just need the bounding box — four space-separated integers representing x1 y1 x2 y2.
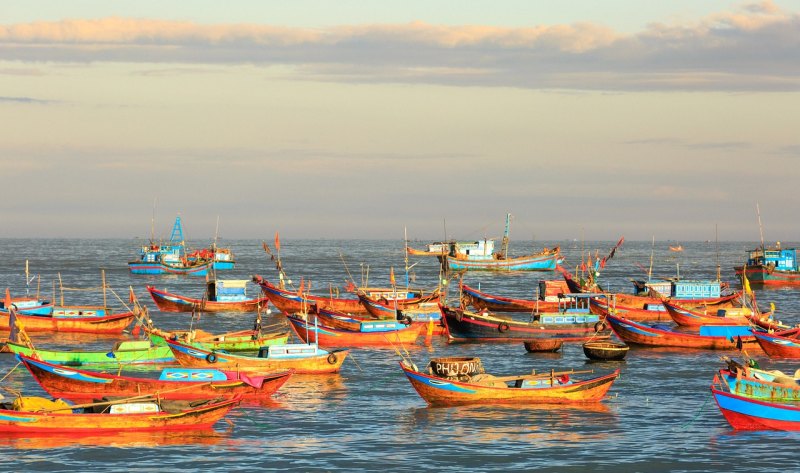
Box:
0 2 798 91
0 95 55 104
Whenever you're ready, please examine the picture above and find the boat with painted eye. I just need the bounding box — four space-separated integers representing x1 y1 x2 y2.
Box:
165 338 348 374
0 394 241 433
17 353 292 402
400 359 619 406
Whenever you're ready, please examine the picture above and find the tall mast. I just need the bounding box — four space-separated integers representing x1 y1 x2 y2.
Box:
756 202 765 251
150 197 157 243
715 224 721 282
501 213 511 259
648 236 655 281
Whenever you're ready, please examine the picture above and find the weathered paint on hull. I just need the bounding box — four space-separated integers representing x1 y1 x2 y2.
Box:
753 332 800 358
128 261 212 276
605 314 758 350
146 328 290 352
441 306 608 343
0 311 134 334
166 339 348 374
401 363 619 406
663 300 749 327
712 387 800 430
735 265 800 286
718 370 800 401
443 253 558 271
460 284 561 312
287 315 423 347
146 286 269 313
254 277 367 315
20 354 291 402
0 397 240 433
6 341 175 365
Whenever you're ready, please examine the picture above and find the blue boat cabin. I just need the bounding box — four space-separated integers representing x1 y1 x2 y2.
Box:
206 280 249 302
745 246 799 271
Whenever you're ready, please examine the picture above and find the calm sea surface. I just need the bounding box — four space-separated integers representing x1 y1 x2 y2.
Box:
0 239 799 472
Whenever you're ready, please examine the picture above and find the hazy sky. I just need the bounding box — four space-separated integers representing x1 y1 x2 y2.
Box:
1 1 798 242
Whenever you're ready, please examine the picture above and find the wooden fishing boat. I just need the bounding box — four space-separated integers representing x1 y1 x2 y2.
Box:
252 276 367 315
128 259 212 276
165 338 348 374
0 394 241 433
352 296 444 334
400 359 619 406
753 331 800 358
146 280 270 312
717 368 800 402
588 295 744 323
436 214 560 272
523 339 563 353
604 313 758 350
0 296 53 316
406 246 447 256
145 325 290 353
582 341 629 361
441 294 610 343
663 299 750 327
129 216 226 275
711 377 800 430
734 246 800 286
18 354 292 402
459 282 565 313
0 310 134 334
5 340 175 366
286 313 424 348
185 245 236 270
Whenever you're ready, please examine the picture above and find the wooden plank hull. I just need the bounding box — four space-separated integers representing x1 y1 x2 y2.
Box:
253 276 367 315
128 260 213 276
712 386 800 430
0 397 240 433
442 251 559 271
146 286 270 313
441 305 608 343
589 296 742 323
401 363 619 406
146 327 290 352
735 265 800 286
287 315 423 347
718 369 800 401
663 300 749 327
0 311 134 334
605 314 757 350
460 284 561 312
166 339 347 374
754 332 800 358
20 354 291 402
5 341 175 366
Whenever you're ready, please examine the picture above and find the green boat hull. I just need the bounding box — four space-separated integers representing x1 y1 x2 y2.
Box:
6 342 175 366
148 332 289 352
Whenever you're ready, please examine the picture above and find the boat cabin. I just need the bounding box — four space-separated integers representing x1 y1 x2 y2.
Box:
259 343 325 359
158 368 228 382
745 246 799 271
206 279 249 302
632 279 722 299
538 280 571 302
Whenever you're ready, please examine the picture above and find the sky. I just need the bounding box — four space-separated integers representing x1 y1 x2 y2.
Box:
1 1 799 242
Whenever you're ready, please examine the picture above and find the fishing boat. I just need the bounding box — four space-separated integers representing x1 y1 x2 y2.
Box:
438 214 560 272
18 354 292 402
604 313 757 350
669 245 684 252
582 341 629 361
440 293 611 343
663 299 750 327
717 367 800 402
0 296 53 316
406 241 449 257
5 340 175 366
145 325 290 353
253 276 367 315
165 338 348 374
129 216 214 276
0 308 134 334
459 281 570 313
0 394 241 433
286 312 424 348
400 358 619 406
588 293 743 323
523 339 563 353
185 245 236 271
356 295 443 334
711 377 800 430
734 245 800 286
753 330 800 358
146 280 270 313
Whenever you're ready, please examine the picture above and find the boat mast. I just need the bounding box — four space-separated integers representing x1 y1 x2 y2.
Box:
756 202 766 252
501 213 511 259
150 197 157 244
648 236 655 281
404 226 410 290
715 224 721 282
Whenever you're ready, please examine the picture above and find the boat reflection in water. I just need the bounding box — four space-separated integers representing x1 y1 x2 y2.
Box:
0 428 230 449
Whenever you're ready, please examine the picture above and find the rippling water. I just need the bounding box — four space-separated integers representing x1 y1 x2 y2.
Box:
0 238 799 472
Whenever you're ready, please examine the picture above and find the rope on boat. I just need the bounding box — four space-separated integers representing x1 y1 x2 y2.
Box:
677 394 712 431
347 352 364 373
0 362 22 384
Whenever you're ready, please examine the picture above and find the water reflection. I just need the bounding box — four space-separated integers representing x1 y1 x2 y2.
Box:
0 428 229 449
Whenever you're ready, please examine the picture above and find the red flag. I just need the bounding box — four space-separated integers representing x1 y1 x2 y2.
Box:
131 324 141 337
274 232 281 252
128 287 136 303
344 280 356 292
390 267 396 286
4 288 10 310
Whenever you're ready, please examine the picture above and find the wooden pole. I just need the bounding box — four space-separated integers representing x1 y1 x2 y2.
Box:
58 273 64 306
102 269 107 310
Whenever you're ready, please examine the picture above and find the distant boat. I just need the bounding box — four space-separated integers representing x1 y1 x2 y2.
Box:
146 279 269 312
734 245 800 286
669 245 684 252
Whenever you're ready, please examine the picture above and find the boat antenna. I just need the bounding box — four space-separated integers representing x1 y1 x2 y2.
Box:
150 197 157 244
213 215 220 250
403 226 410 290
756 202 765 250
715 224 721 282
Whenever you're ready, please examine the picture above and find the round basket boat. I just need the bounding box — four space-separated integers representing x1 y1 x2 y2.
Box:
583 341 629 361
428 357 484 378
523 339 563 353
